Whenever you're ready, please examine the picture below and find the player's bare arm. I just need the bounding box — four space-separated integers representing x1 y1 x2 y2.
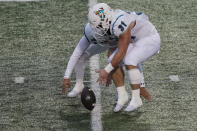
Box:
96 21 135 85
110 21 135 68
62 36 90 95
105 47 116 86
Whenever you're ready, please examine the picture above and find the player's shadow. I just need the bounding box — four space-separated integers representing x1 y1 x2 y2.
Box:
59 107 91 131
59 104 150 131
103 111 151 131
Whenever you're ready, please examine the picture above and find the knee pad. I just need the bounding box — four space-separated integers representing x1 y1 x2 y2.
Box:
128 68 142 84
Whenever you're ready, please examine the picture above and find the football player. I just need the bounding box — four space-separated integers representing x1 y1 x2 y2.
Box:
62 23 108 96
62 7 153 111
88 3 160 112
62 22 151 109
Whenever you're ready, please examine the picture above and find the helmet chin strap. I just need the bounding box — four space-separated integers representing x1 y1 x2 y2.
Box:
107 29 111 35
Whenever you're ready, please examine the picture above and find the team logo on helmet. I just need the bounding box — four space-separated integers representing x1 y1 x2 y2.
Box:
95 8 105 21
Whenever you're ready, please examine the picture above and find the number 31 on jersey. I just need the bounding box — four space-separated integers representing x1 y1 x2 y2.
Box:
118 21 127 32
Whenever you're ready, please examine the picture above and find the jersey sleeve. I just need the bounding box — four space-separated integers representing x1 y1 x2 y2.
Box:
64 36 90 78
84 23 96 44
111 14 136 37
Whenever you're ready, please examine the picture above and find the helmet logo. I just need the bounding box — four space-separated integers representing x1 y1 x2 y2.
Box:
95 8 105 21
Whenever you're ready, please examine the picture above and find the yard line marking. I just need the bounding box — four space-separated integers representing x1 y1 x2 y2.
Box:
88 0 102 130
70 80 91 83
90 54 102 131
0 0 45 1
88 0 97 8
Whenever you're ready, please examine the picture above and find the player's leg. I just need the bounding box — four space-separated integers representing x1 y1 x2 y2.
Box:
123 33 160 112
68 44 108 97
109 48 152 103
124 65 143 112
107 49 128 112
137 63 152 100
67 52 89 97
111 66 128 112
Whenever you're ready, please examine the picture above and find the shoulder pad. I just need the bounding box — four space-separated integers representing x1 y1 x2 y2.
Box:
84 23 93 43
110 11 136 37
84 23 97 44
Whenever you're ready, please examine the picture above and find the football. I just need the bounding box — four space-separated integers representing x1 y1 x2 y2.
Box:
81 87 96 111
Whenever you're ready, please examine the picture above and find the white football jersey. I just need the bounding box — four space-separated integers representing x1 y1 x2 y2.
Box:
110 10 158 41
84 23 97 44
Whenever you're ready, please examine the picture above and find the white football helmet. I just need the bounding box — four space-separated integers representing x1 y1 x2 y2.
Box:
88 3 113 38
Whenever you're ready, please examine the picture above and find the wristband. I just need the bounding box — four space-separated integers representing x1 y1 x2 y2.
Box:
104 63 114 73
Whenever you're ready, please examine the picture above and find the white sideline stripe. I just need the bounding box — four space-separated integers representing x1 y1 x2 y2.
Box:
0 0 44 1
90 55 102 131
88 0 97 8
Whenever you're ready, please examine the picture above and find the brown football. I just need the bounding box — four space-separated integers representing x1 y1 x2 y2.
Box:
81 87 96 111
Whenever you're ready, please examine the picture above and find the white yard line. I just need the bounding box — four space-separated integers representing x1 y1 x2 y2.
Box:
88 0 102 130
88 0 97 8
70 80 91 83
89 54 102 131
89 0 102 129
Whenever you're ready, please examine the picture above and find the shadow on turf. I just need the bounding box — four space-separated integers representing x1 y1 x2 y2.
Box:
103 111 151 131
59 109 91 131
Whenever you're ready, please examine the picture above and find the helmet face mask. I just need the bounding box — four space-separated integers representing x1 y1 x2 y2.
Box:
92 25 108 38
92 27 108 45
88 3 113 39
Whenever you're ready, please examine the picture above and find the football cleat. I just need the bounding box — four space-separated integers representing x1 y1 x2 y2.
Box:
67 82 84 98
81 87 96 111
124 98 142 112
67 90 79 97
124 104 142 112
114 104 124 112
113 93 128 112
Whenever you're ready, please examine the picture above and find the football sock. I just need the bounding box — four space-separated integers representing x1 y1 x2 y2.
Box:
129 89 142 107
114 86 128 112
117 86 128 105
73 79 84 93
124 89 142 112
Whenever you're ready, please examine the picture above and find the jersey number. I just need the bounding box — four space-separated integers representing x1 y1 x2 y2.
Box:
118 21 127 32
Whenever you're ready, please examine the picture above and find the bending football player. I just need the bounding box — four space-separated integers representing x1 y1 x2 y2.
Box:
62 4 154 111
88 3 160 112
62 23 150 100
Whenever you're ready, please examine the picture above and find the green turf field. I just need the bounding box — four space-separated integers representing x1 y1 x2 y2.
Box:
0 0 196 130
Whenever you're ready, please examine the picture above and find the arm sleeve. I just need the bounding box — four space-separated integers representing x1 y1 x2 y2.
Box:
64 35 90 78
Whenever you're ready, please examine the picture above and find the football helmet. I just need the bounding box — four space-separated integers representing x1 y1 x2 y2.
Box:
88 3 113 38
